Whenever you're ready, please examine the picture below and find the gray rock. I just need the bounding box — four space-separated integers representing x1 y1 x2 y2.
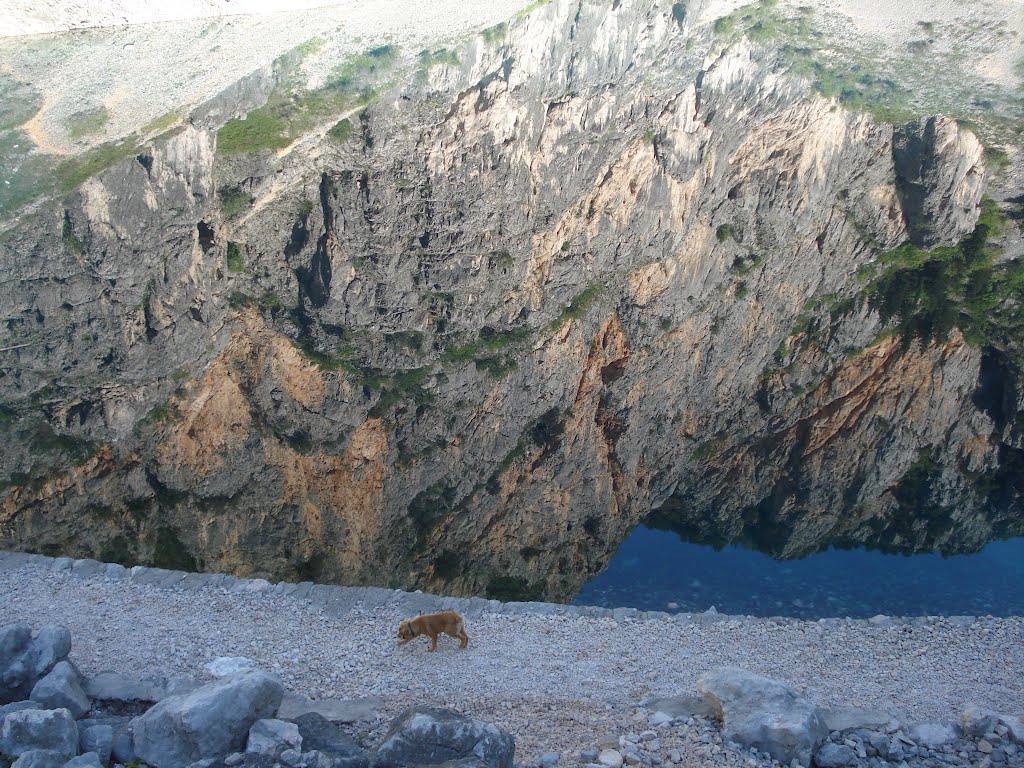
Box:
79 723 114 763
0 626 72 704
998 715 1024 745
279 749 303 767
698 667 827 767
883 737 904 761
647 712 674 727
30 663 91 719
892 116 985 248
597 750 622 768
131 670 284 768
224 753 244 767
963 705 998 738
369 707 514 768
820 706 895 733
580 750 599 762
278 695 383 724
539 752 559 767
9 750 66 768
0 708 79 759
1 701 44 727
246 719 302 755
909 722 960 748
111 722 136 764
292 713 363 758
814 743 858 768
64 752 103 768
83 672 166 704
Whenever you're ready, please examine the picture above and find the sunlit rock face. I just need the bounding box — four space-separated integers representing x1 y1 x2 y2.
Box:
0 0 1018 603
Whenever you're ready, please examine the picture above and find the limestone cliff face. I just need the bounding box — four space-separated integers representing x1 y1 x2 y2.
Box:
0 0 1018 601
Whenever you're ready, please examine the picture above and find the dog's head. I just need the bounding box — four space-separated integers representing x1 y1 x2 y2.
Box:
398 619 414 641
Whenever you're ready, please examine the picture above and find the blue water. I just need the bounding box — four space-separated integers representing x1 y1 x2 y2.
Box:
572 526 1024 618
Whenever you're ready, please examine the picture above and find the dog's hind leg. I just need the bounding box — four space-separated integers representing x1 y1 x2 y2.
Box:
456 617 469 648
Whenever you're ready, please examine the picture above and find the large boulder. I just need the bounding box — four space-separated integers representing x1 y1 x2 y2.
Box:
30 662 90 719
64 753 103 768
78 722 114 763
0 626 72 704
9 750 66 768
0 707 79 759
370 707 514 768
130 670 284 768
1 701 44 728
698 668 827 767
293 713 364 758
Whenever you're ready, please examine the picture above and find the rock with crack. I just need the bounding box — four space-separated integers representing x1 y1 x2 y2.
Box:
369 707 514 768
130 670 284 768
698 667 827 766
0 707 79 759
0 625 72 704
30 662 91 719
82 671 167 704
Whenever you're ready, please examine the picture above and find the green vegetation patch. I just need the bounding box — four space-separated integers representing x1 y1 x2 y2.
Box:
514 0 552 21
787 56 912 123
217 109 291 155
141 111 179 136
219 186 254 218
327 118 353 143
418 48 460 70
66 107 110 140
547 283 603 330
226 241 245 273
55 138 142 194
216 45 396 157
861 198 1022 357
481 22 507 44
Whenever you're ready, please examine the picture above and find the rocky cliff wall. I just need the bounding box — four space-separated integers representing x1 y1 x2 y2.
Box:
0 0 1019 602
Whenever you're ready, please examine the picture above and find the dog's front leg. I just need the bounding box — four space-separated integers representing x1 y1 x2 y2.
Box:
428 635 438 651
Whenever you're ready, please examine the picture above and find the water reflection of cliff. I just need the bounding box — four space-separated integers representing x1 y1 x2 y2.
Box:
0 0 1022 606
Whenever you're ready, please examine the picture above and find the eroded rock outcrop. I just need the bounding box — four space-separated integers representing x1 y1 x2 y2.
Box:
0 0 1018 601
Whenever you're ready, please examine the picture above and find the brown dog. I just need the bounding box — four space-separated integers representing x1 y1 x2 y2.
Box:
397 610 469 651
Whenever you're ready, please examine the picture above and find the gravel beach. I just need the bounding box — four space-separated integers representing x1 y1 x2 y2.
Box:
1 552 1021 766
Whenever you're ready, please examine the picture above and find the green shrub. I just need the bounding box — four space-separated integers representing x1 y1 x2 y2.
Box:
218 186 254 218
226 241 244 273
327 118 353 143
862 198 1021 356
